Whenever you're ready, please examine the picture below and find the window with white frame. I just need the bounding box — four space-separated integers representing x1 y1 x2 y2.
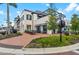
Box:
26 14 32 20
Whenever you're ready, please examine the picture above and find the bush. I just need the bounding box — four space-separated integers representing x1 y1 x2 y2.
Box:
16 32 22 36
64 31 70 36
0 32 22 40
25 30 36 35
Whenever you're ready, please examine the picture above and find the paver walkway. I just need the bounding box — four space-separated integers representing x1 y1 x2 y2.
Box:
0 33 49 49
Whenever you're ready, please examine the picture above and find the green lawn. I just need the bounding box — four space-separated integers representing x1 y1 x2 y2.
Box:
26 34 79 48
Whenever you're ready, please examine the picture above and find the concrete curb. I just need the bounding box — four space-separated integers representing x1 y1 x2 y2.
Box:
0 43 79 54
72 48 79 54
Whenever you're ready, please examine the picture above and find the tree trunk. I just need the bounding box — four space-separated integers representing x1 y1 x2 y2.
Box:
6 3 10 34
53 29 55 34
60 26 62 42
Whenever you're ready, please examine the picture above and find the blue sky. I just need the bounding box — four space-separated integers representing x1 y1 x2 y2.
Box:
0 3 79 26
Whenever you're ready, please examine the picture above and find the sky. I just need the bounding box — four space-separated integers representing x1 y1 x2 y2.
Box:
0 3 79 26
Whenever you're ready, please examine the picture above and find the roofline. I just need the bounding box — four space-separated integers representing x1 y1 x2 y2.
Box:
23 9 48 15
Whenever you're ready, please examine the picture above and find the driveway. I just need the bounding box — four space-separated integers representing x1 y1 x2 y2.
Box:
0 33 49 49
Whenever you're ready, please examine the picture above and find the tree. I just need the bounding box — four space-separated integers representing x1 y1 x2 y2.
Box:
0 3 17 34
47 15 57 30
47 3 58 33
71 14 79 33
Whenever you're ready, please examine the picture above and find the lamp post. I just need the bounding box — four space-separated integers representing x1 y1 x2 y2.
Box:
58 13 65 42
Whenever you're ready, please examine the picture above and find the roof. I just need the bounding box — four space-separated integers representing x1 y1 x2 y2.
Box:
24 9 33 12
24 9 47 16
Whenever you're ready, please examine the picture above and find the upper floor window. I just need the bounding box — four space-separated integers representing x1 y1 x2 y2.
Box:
26 14 32 20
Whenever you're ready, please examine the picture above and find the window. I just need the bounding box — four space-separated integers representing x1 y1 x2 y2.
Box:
26 14 32 20
30 15 32 20
27 25 31 31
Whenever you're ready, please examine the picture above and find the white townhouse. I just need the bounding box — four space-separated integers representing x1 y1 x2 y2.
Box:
14 9 67 34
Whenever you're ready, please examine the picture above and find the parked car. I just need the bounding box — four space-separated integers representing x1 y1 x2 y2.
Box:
11 28 17 33
0 29 6 35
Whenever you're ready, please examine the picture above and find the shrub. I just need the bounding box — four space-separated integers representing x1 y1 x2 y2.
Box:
64 31 70 36
25 30 36 35
16 32 22 36
0 32 22 40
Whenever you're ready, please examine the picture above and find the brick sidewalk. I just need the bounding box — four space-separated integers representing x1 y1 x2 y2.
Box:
0 33 48 49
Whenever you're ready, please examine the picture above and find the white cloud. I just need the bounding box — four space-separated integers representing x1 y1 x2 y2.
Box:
17 11 20 14
76 6 79 11
58 10 64 14
3 22 7 27
11 20 14 26
46 4 50 7
17 10 21 15
64 3 78 12
0 10 3 15
57 8 64 14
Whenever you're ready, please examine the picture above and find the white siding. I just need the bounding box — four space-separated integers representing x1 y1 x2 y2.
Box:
17 10 49 33
35 16 49 25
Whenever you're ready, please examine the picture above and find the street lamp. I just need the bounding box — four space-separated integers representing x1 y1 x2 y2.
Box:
58 13 65 42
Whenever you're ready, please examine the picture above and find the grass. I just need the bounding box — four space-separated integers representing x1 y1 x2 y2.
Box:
26 34 79 48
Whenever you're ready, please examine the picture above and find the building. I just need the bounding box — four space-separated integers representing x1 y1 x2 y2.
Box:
14 9 67 34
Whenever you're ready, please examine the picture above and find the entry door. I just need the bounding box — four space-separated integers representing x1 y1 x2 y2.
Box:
36 26 41 33
43 25 47 33
27 25 31 31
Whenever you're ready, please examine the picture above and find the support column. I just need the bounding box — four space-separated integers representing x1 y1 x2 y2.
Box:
55 29 58 34
40 25 43 33
47 30 52 34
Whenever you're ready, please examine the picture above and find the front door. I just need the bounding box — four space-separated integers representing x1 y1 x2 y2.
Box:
36 26 41 33
43 25 47 33
27 25 31 31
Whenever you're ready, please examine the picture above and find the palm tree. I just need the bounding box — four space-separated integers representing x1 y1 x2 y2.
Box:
0 3 17 34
